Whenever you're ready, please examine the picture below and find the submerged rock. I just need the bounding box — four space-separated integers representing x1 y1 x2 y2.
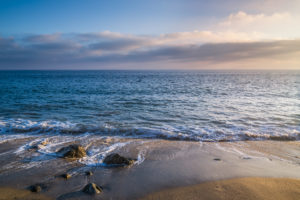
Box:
57 144 86 159
103 153 135 166
82 183 102 195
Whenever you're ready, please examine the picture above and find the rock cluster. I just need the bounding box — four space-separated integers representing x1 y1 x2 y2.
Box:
28 144 137 196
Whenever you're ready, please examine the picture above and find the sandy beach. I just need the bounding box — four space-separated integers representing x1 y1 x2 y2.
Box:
0 187 51 200
0 137 299 200
1 0 300 198
2 177 300 200
140 177 300 200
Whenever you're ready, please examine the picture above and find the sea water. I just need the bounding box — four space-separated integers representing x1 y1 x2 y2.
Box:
0 70 299 142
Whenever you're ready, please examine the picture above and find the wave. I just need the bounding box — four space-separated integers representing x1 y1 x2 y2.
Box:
0 118 299 142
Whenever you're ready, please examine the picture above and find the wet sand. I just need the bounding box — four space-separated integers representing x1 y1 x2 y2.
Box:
140 177 300 200
0 187 51 200
0 136 299 199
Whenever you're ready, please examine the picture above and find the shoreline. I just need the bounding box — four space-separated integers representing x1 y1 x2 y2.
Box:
0 138 299 199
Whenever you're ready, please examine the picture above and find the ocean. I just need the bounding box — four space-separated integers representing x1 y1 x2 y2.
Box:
1 70 299 142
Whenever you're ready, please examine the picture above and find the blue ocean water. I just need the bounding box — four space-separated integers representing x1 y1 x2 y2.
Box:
0 70 299 141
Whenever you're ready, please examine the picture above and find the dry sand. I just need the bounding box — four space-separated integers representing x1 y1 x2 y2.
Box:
140 177 300 200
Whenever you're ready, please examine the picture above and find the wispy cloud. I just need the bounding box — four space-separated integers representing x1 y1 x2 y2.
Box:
1 33 299 69
1 11 299 69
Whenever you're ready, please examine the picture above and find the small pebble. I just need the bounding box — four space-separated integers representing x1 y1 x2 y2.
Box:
61 173 71 179
82 183 102 194
29 185 42 193
243 157 251 160
86 171 93 176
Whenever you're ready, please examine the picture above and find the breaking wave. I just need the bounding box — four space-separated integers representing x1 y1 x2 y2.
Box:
1 118 299 142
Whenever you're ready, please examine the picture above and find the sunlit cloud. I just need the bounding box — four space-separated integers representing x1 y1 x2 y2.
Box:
1 33 299 69
216 11 300 39
1 10 299 69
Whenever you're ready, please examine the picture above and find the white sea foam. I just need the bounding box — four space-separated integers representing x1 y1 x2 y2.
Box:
135 149 146 165
0 118 299 142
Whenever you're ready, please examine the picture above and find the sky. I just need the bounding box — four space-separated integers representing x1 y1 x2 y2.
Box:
0 0 300 70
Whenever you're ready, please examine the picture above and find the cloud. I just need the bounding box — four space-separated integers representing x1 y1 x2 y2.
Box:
239 0 300 14
1 11 299 69
88 38 150 53
216 11 300 39
87 40 300 64
1 32 300 69
23 33 61 43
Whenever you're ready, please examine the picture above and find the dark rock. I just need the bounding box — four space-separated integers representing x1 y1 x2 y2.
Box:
61 173 71 179
213 158 221 161
29 145 39 150
82 183 102 194
85 171 93 176
29 144 43 150
57 144 86 159
103 153 135 166
29 184 42 193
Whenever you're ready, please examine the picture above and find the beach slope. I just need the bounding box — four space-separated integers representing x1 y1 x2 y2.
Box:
140 177 300 200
